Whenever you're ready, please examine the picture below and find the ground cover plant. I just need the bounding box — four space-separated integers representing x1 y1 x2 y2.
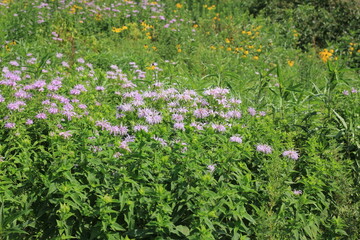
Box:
0 0 359 239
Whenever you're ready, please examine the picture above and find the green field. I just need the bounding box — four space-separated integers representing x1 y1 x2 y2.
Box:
0 0 359 239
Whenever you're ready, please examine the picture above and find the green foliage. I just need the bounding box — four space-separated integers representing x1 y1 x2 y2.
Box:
0 0 359 239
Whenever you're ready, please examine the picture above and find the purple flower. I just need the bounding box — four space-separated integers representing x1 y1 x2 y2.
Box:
78 104 87 109
259 111 266 116
70 89 81 95
204 87 230 98
4 122 16 129
14 90 32 99
293 189 302 195
109 125 128 136
48 107 59 114
230 136 242 143
193 108 211 119
74 84 87 91
145 114 162 124
118 103 134 112
95 86 105 91
256 144 272 154
0 95 4 102
59 131 72 139
211 124 226 132
351 88 358 93
61 61 69 67
248 107 256 116
343 90 349 96
282 150 299 160
172 114 184 122
113 152 123 158
207 164 216 172
25 119 34 125
35 113 47 119
77 58 85 64
9 61 19 66
152 136 167 146
133 125 149 132
33 80 46 88
174 122 185 131
7 101 26 111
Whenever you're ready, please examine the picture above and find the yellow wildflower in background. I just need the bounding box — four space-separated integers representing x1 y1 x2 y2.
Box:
69 4 82 14
176 3 182 8
319 49 334 63
146 65 156 70
112 26 128 33
207 5 216 10
287 60 295 67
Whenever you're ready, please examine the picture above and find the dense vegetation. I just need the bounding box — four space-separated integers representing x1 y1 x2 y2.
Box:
0 0 359 239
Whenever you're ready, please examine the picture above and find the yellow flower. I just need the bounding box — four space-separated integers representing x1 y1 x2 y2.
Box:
210 45 216 50
225 38 231 43
207 5 216 10
112 26 128 33
146 65 156 70
319 49 333 63
253 56 259 60
226 47 232 51
95 14 102 21
144 44 148 49
287 60 295 67
176 3 182 8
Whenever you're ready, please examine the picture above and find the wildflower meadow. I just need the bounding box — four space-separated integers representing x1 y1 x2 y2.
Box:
0 0 359 239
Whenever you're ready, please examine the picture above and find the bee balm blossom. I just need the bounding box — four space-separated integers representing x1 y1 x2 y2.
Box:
293 189 303 195
230 136 242 143
256 144 272 154
282 150 299 160
59 131 73 139
248 107 256 116
207 164 216 172
4 122 16 129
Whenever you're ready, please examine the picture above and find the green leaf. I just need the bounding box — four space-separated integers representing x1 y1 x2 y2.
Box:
176 225 190 236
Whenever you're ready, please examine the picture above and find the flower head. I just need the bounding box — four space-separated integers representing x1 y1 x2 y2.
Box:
282 150 299 160
256 144 272 154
